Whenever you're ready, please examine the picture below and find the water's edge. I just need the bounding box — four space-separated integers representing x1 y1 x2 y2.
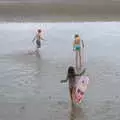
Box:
0 3 120 22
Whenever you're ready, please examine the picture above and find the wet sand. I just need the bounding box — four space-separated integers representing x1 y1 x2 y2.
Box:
0 3 120 22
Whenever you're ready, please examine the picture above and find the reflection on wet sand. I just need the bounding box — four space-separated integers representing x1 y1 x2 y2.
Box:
0 22 120 120
35 49 41 58
70 104 86 120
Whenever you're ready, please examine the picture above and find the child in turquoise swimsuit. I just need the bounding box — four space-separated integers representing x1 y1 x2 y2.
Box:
74 44 81 51
73 34 84 69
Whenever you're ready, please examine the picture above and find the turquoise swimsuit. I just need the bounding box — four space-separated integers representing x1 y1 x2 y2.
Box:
74 44 81 51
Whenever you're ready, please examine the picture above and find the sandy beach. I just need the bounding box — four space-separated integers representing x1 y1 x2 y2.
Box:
0 1 120 22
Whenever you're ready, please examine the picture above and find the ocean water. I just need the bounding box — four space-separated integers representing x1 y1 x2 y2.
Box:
0 22 120 120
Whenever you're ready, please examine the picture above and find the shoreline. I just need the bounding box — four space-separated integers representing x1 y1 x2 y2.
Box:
0 15 120 23
0 3 120 22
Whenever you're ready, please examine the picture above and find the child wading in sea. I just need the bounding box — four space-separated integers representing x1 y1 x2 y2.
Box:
61 66 86 103
32 29 44 52
73 34 84 69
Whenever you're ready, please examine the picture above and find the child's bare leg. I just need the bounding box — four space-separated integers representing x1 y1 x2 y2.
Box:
35 45 37 52
79 50 82 67
35 44 40 53
69 88 73 103
76 51 79 69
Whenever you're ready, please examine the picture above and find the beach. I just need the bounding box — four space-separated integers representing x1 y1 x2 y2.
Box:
0 1 120 120
0 1 120 22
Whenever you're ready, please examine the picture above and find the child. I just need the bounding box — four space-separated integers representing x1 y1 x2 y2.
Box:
73 34 84 69
61 66 86 103
32 29 44 52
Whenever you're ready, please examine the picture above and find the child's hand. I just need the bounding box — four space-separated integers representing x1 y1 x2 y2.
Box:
82 40 85 48
60 80 67 83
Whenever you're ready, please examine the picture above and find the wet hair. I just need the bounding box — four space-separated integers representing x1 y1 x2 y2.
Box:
67 66 86 79
74 34 79 38
67 66 76 78
37 29 41 33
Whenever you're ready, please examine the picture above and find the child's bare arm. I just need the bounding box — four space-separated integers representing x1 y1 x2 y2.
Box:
81 40 84 48
75 68 86 76
60 74 68 83
73 40 75 50
32 36 36 44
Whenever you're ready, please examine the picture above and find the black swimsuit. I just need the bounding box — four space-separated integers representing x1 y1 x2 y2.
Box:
36 40 41 48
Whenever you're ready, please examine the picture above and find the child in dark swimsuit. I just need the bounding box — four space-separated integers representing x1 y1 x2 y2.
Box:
32 29 44 51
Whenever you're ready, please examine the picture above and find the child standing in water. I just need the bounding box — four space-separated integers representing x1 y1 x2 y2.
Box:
61 66 86 103
73 34 84 69
32 29 44 52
